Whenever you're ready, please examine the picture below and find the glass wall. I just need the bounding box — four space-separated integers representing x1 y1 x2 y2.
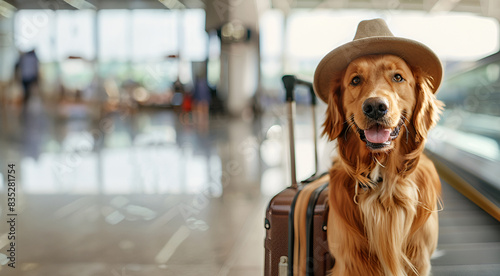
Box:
13 9 208 102
15 9 56 62
429 56 500 201
259 9 499 92
259 10 284 91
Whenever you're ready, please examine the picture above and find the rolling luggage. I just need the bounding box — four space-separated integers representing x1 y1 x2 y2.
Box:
264 75 334 276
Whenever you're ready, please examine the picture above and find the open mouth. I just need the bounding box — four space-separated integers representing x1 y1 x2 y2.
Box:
357 119 404 150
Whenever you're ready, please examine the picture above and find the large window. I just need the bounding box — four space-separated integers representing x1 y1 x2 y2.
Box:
56 10 95 61
259 10 284 90
259 10 499 90
181 9 208 62
390 13 498 60
131 10 179 62
15 9 56 62
98 10 130 62
14 9 208 94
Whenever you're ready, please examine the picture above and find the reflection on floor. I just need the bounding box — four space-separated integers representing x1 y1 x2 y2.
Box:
0 98 292 276
0 98 498 275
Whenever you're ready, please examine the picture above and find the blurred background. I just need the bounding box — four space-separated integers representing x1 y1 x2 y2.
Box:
0 0 499 275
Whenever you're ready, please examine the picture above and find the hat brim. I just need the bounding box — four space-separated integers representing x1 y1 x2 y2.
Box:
313 36 443 103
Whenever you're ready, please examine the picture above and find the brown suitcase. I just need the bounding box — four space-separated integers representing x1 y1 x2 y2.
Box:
264 75 334 276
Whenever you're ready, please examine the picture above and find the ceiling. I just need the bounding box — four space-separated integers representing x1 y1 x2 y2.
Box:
3 0 499 20
274 0 499 19
3 0 204 10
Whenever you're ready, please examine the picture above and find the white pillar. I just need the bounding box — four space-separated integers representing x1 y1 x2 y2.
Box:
205 0 263 117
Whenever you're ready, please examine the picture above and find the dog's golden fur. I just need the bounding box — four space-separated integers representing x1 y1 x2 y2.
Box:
324 55 443 276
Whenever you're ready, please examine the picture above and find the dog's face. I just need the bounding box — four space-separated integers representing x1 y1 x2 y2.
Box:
323 54 441 154
343 55 416 152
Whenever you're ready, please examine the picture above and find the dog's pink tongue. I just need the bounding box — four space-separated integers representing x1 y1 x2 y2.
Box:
364 125 391 144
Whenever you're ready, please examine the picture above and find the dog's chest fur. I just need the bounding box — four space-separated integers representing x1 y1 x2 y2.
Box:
357 164 420 275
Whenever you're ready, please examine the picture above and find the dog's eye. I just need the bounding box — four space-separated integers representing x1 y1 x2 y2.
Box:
393 74 404 83
350 76 361 86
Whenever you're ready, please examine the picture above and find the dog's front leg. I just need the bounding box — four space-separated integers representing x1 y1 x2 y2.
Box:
327 209 384 276
406 211 439 276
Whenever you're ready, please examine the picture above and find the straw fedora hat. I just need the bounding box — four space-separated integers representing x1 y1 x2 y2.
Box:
313 18 443 103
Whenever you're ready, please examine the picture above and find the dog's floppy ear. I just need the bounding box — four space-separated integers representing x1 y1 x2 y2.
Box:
322 79 345 141
411 72 444 143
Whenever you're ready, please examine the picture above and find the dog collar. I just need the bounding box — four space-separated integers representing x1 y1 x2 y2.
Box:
359 176 383 191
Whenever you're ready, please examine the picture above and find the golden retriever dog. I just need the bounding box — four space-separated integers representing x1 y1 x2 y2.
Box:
314 19 444 276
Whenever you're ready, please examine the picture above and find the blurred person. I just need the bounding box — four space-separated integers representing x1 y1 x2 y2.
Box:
173 77 185 94
171 77 186 110
182 90 193 113
175 77 193 126
15 49 40 106
193 75 211 132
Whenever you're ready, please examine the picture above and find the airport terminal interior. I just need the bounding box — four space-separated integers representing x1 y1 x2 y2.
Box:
0 0 499 275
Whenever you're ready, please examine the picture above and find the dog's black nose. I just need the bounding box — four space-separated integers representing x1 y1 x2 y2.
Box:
363 97 389 120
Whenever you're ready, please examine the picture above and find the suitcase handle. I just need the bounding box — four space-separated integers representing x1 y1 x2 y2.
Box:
283 75 316 106
282 75 319 188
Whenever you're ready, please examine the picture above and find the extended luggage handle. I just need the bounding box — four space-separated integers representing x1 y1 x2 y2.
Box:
282 75 319 189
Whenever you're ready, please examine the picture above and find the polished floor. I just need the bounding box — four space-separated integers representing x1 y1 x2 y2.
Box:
0 97 499 275
0 97 284 275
